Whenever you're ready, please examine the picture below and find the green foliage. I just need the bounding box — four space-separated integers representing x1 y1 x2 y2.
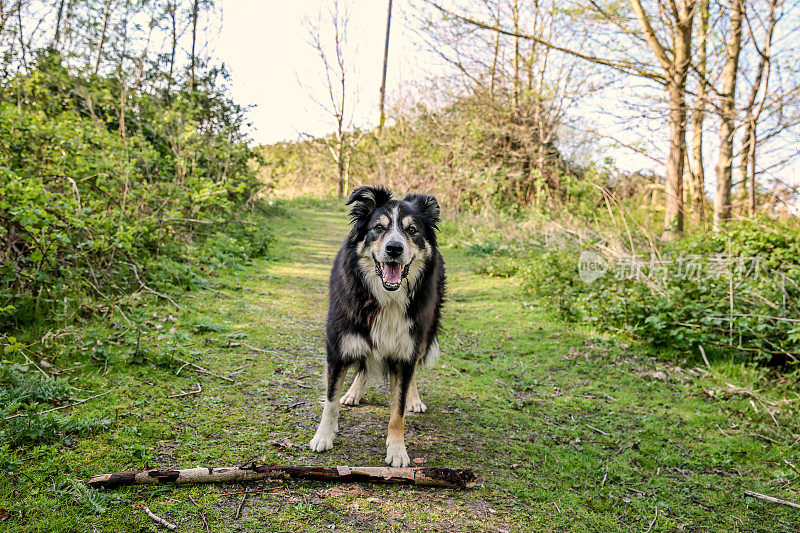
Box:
482 219 800 366
3 412 112 447
258 94 605 214
0 367 72 414
0 53 269 329
0 367 111 447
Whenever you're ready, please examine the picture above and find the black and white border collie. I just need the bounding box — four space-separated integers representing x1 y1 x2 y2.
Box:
309 186 445 467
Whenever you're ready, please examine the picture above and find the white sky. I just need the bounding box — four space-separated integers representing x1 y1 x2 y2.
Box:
213 0 422 145
210 1 798 188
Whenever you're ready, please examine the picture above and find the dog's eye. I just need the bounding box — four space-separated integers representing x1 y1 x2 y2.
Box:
407 226 418 235
374 224 385 232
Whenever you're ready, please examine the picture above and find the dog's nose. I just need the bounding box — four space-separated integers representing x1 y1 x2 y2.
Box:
385 241 404 259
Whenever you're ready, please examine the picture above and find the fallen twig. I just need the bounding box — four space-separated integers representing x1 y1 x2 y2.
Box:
644 507 658 533
240 342 267 353
586 424 611 437
22 352 51 379
235 493 246 519
749 432 780 444
219 488 281 497
275 400 305 409
698 345 712 371
88 464 478 489
189 495 209 532
783 458 800 476
169 383 202 398
744 490 800 510
122 262 183 310
4 388 116 421
143 506 177 530
171 355 234 383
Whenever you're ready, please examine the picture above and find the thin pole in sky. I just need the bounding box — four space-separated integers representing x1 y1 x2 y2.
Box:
378 0 393 134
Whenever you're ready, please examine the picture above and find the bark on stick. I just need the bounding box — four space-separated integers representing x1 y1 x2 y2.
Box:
88 464 478 489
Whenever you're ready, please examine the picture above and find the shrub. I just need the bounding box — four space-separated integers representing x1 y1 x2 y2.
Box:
491 219 800 366
0 55 269 329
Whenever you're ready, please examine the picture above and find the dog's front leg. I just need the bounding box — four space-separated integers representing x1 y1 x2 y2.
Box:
385 362 414 467
310 360 348 452
341 371 366 406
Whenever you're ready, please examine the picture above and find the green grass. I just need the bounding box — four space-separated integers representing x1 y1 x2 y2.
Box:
2 201 799 531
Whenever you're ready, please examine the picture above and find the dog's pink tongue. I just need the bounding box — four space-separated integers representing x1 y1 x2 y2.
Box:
383 263 402 284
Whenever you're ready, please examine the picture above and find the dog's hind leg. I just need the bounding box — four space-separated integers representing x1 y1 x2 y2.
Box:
340 371 365 406
310 360 348 452
385 362 414 467
405 370 427 413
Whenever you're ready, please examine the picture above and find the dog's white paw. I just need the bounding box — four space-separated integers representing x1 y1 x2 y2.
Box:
309 426 336 452
340 389 361 406
405 398 427 413
385 443 410 467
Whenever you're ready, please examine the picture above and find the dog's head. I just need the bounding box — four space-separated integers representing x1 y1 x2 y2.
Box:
346 186 440 292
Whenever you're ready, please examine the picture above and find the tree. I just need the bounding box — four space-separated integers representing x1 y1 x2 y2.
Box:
378 0 393 134
92 0 115 74
190 0 198 90
419 0 594 207
305 0 365 198
429 0 696 238
627 0 696 239
738 0 780 218
687 0 709 223
712 0 744 231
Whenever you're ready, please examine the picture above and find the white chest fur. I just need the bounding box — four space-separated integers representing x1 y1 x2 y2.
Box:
370 302 414 361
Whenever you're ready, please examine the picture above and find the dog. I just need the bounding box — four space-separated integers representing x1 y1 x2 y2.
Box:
309 186 445 467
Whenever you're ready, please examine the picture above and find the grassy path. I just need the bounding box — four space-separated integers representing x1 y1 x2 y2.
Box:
5 204 798 532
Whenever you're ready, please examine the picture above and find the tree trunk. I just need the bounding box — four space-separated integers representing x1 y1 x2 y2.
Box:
17 3 27 70
53 0 66 47
190 0 199 91
378 0 393 134
490 23 499 97
629 0 694 240
688 0 708 223
168 1 177 89
739 0 778 218
337 139 345 198
712 0 744 231
88 464 478 489
664 83 687 238
512 0 520 116
93 0 113 75
746 126 757 216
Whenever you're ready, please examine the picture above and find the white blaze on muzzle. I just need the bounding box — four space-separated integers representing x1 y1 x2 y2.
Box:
373 207 416 291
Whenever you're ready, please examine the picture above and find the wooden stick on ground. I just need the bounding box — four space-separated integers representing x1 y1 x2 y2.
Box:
88 464 478 489
143 506 177 530
169 383 202 398
744 490 800 510
171 355 235 383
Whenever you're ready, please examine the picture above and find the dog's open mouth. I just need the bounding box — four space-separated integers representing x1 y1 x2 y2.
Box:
373 256 412 291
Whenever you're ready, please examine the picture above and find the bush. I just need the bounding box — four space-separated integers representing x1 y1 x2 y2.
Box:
0 55 269 328
487 219 800 366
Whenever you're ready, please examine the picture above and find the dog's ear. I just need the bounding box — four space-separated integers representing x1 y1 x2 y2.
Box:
346 186 393 222
404 193 440 228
